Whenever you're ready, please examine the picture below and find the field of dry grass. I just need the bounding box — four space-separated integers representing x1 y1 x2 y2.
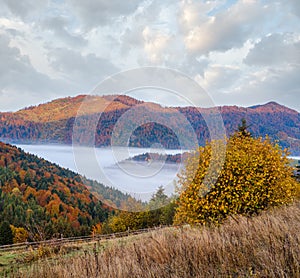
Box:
9 200 300 278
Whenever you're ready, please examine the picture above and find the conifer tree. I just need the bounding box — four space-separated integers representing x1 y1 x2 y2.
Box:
0 220 13 245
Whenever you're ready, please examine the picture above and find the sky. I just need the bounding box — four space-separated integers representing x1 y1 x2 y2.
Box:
0 0 299 112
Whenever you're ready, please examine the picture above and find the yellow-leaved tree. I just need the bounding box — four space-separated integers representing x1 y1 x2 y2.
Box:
10 225 29 243
174 124 300 225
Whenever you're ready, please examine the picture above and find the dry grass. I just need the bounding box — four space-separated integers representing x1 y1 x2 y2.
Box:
12 201 300 278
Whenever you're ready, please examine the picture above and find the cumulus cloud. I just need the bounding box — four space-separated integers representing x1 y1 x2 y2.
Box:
178 1 219 32
181 0 269 55
118 1 209 74
142 27 171 63
122 25 144 49
119 1 178 61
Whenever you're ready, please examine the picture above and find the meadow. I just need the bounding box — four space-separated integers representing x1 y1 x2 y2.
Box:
2 200 299 278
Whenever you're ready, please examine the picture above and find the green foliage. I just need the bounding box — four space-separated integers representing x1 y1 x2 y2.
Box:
237 118 251 137
175 131 300 225
148 186 169 210
0 221 13 245
102 187 177 233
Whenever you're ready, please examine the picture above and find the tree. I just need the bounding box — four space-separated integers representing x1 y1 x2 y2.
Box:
148 186 168 210
0 221 13 245
148 187 177 226
174 129 300 225
295 160 300 182
237 118 251 137
145 187 167 227
159 200 177 225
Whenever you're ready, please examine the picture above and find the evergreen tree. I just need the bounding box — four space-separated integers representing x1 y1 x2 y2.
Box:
148 187 176 226
294 160 300 182
237 118 251 137
148 186 168 210
0 220 13 245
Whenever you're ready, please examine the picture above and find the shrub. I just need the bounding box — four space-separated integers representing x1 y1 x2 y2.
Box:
10 225 29 243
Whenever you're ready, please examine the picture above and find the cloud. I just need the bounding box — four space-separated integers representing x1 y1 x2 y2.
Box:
66 0 142 27
118 1 209 75
181 0 269 55
197 65 241 93
142 26 171 63
117 0 178 66
0 0 299 113
1 0 48 19
244 33 300 66
42 16 87 47
47 47 119 90
0 34 66 111
0 34 56 91
121 25 144 56
288 0 300 18
220 64 300 111
178 1 219 32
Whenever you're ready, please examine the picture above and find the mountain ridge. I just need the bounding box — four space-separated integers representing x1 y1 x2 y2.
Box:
0 95 300 154
14 96 300 118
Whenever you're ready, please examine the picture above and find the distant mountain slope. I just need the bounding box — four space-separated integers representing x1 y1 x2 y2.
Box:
0 141 135 240
0 95 300 154
220 102 300 152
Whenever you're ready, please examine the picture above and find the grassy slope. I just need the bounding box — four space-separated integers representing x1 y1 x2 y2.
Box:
11 200 300 278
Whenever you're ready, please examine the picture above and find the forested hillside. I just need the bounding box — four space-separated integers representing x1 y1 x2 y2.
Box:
0 95 300 154
0 142 135 241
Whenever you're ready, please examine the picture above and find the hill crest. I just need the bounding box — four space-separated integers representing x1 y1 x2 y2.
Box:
10 95 299 122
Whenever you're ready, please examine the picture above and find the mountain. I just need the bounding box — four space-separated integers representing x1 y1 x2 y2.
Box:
0 96 300 154
0 141 136 240
218 102 300 153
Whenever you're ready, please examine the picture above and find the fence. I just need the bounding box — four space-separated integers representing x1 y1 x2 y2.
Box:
0 225 172 253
